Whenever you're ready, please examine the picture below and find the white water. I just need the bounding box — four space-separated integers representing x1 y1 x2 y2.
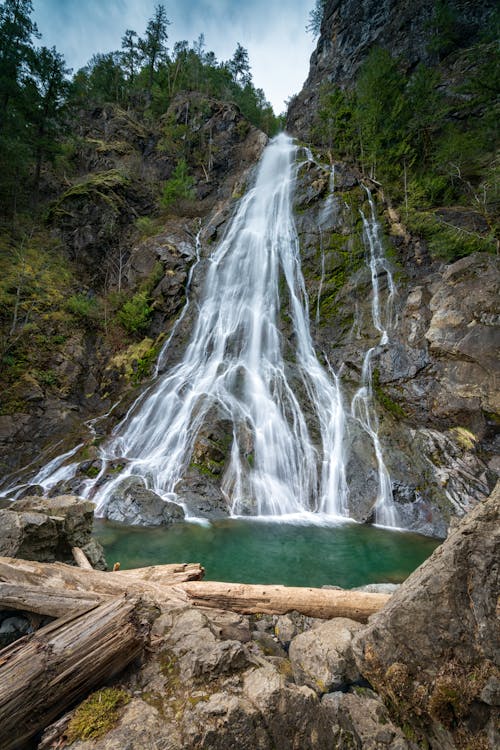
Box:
1 138 402 528
351 188 398 527
316 166 336 326
84 134 349 518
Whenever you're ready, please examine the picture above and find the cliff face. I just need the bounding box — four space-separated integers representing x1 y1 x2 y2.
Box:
288 0 497 139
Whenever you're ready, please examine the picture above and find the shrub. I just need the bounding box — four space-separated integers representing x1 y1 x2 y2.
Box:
66 293 101 322
161 159 195 208
117 290 152 333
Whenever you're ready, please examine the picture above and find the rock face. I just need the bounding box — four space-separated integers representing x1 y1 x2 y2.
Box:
353 481 500 749
102 477 185 526
290 153 499 534
288 0 497 139
0 495 106 569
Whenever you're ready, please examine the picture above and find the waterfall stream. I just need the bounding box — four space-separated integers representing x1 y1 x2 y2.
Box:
90 133 349 518
351 188 398 526
2 135 401 527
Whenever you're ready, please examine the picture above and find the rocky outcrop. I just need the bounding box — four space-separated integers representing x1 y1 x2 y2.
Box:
291 153 498 533
288 0 497 139
0 495 106 569
353 481 500 749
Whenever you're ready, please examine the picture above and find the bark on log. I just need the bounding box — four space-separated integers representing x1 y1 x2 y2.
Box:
71 546 93 570
175 582 390 622
0 583 107 618
0 556 204 616
0 595 156 750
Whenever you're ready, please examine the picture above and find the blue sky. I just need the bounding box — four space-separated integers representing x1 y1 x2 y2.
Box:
33 1 316 113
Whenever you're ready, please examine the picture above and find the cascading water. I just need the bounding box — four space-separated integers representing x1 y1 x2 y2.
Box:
82 133 349 518
1 137 404 529
351 187 398 527
316 165 335 327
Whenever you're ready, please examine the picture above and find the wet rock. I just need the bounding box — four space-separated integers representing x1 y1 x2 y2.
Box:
289 618 363 694
103 477 185 526
353 481 500 749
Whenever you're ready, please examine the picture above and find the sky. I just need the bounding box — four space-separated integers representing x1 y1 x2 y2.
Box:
32 0 317 113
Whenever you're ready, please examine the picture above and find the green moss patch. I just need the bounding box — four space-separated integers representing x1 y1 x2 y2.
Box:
66 687 130 743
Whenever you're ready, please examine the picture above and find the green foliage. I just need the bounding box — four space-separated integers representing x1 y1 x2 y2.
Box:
66 688 130 742
117 290 153 334
405 210 496 262
307 0 327 38
312 39 498 260
66 293 101 323
161 159 195 207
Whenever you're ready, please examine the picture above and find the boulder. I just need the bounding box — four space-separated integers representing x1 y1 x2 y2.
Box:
0 495 107 569
289 617 363 695
103 477 185 526
321 689 419 750
353 481 500 750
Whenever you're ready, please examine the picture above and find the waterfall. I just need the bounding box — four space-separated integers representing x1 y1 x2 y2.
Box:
1 137 403 528
85 133 349 518
351 188 398 527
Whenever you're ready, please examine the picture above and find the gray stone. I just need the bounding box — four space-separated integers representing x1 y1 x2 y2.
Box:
322 690 418 749
289 617 363 694
1 495 106 568
104 477 185 526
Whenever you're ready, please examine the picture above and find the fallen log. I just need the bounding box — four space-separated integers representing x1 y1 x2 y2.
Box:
0 582 107 618
0 595 156 750
175 582 390 622
71 546 93 570
0 556 204 616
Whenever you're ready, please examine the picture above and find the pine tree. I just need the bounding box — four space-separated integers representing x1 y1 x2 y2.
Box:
26 45 71 203
139 3 171 98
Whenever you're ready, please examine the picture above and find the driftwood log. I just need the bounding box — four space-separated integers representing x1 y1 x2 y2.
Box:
175 581 391 622
0 557 390 622
0 595 156 750
0 556 204 616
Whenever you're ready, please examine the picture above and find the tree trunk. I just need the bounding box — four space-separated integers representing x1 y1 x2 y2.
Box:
174 581 390 622
0 595 156 750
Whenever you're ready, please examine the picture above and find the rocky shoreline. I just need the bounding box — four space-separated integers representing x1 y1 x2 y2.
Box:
0 483 498 749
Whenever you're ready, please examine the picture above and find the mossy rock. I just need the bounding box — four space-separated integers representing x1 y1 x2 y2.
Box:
66 687 130 742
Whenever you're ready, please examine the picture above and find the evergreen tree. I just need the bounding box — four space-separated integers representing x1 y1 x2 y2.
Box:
121 29 141 85
306 0 326 38
140 3 171 97
229 43 251 86
26 45 71 203
0 0 39 130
